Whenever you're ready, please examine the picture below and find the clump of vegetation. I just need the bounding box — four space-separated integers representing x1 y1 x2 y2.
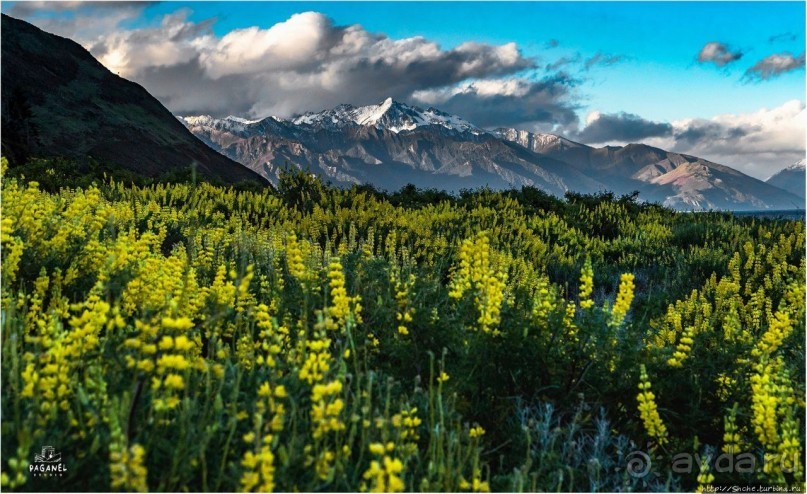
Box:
1 159 803 491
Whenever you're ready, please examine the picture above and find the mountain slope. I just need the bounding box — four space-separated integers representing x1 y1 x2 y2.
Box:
180 100 607 195
0 14 263 185
182 99 802 210
766 159 805 199
495 128 804 210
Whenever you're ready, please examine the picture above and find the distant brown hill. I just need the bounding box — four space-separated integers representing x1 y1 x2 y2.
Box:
494 128 805 211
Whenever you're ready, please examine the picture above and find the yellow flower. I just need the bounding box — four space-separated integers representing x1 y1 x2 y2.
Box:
156 354 189 371
328 258 351 323
579 259 595 309
695 454 714 493
750 359 780 448
449 233 508 333
274 385 287 399
285 233 308 283
239 444 275 492
469 425 486 438
110 442 149 492
722 404 741 455
361 456 405 493
610 273 635 327
667 326 695 368
753 311 792 357
157 336 174 351
636 365 668 445
163 373 185 390
173 335 193 351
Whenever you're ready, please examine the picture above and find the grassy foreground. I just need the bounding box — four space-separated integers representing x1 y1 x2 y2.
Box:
1 162 804 491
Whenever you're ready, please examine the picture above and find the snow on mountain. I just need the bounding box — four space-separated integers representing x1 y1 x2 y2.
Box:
765 158 806 199
291 98 484 134
178 99 804 211
181 98 484 137
787 158 806 171
492 128 584 154
180 115 260 134
765 158 806 181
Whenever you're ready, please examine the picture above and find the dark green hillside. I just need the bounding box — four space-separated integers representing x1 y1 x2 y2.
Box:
0 14 264 186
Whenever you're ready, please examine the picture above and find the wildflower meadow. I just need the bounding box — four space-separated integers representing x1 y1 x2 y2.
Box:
1 159 804 492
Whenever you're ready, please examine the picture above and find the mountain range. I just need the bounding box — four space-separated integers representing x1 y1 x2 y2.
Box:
180 100 804 210
1 14 801 210
0 14 263 185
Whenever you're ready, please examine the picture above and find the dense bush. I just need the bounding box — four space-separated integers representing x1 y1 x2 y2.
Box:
1 160 804 491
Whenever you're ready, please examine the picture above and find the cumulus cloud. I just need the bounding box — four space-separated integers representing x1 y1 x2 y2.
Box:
644 99 806 179
574 112 672 143
743 52 805 82
411 73 580 130
9 6 538 119
697 42 743 67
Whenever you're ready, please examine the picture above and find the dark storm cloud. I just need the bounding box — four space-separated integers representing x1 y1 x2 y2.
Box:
697 42 743 67
673 122 752 146
134 57 260 117
743 52 805 82
575 112 672 144
414 72 581 129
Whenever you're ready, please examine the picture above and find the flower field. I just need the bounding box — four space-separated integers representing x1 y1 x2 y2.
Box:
1 162 804 492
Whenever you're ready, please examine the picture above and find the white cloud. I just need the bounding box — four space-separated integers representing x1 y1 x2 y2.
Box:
200 12 330 78
585 111 601 125
19 7 535 119
645 100 806 179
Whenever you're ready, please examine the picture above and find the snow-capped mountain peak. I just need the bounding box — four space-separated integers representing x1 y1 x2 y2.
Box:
765 158 806 181
788 158 806 170
292 98 483 134
181 99 483 135
764 158 806 200
354 97 395 126
225 115 262 125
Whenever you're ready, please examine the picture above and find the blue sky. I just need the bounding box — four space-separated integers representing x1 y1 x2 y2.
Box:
4 1 805 177
127 1 806 122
